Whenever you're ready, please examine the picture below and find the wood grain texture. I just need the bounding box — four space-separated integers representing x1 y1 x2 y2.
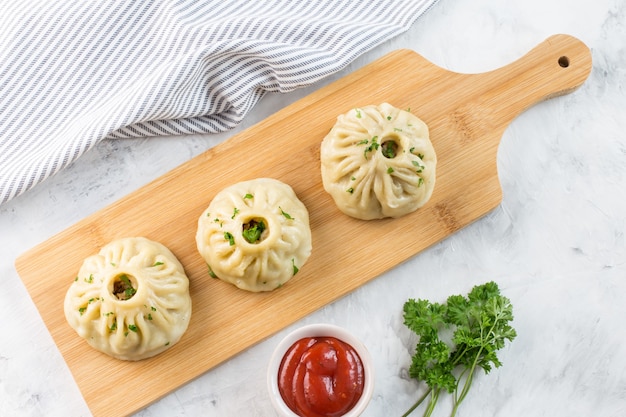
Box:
15 34 591 417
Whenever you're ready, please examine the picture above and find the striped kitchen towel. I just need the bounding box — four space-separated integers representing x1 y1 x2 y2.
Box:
0 0 439 205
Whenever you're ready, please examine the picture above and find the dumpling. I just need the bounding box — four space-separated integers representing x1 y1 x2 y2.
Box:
64 237 192 361
196 178 312 292
320 103 437 220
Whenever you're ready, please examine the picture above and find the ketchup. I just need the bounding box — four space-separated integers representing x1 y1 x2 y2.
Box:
278 336 365 417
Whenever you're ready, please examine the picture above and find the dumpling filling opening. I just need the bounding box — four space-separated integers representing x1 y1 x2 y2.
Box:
242 217 268 244
381 137 399 159
112 273 138 301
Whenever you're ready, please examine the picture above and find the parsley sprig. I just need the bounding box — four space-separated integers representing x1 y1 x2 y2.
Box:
402 281 516 417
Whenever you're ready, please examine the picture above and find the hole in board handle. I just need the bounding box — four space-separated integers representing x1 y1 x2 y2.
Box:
558 56 570 68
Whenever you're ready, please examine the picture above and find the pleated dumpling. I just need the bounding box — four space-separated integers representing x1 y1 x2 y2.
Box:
196 178 312 292
320 103 437 220
64 237 192 361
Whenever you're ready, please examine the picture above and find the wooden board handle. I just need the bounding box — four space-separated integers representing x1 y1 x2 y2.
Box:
424 34 593 192
477 34 592 127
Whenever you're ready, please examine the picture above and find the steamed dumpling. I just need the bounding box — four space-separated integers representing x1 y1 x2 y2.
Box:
320 103 437 220
64 237 192 361
196 178 312 292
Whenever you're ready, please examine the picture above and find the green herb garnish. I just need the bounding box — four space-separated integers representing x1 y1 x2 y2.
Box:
412 160 425 173
363 136 379 159
128 324 138 333
242 219 266 244
347 187 354 194
153 261 164 267
409 147 425 160
207 264 217 278
387 167 394 174
119 274 136 299
244 193 254 199
231 207 239 219
291 258 299 276
224 232 235 246
402 281 516 417
381 140 397 158
279 207 294 220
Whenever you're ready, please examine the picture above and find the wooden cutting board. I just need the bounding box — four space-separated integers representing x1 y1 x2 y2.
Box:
15 34 591 417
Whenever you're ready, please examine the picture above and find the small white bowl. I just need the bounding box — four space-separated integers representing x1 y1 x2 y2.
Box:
267 323 374 417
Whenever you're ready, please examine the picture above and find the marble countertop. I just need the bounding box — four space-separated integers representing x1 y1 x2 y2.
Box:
1 0 625 416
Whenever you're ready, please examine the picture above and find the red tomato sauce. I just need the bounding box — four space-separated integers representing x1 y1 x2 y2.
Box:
278 336 365 417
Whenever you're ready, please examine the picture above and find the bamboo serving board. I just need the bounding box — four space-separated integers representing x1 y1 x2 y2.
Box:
16 34 591 417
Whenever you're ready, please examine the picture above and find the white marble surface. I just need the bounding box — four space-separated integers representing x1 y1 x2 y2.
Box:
1 0 625 416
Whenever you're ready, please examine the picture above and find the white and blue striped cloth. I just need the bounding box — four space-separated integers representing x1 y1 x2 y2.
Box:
0 0 438 205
